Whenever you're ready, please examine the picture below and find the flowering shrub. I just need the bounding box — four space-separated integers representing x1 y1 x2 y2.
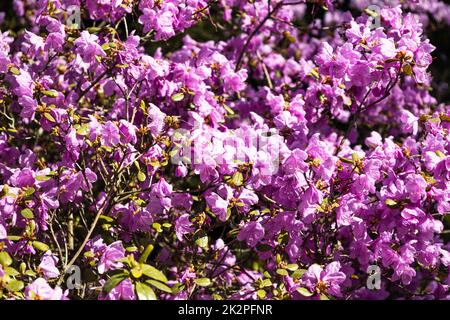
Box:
0 0 449 300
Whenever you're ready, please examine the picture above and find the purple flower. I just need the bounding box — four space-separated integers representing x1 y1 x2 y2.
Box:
151 177 173 197
38 251 60 279
0 224 6 239
301 262 346 298
74 31 106 62
99 278 135 300
98 241 125 274
400 110 419 135
205 191 229 222
101 121 120 147
401 207 426 225
175 214 195 241
25 278 68 300
11 168 35 187
237 221 265 247
375 38 397 59
405 174 427 203
118 120 137 145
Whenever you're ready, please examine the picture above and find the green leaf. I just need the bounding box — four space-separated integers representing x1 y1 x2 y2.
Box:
152 222 162 233
138 244 154 263
225 207 231 221
21 208 34 219
385 58 399 63
126 246 138 252
364 7 379 17
0 251 13 267
32 241 49 252
276 269 289 276
292 268 307 279
194 278 211 287
283 31 296 43
256 289 266 299
261 279 272 288
136 282 157 300
195 236 208 248
41 90 59 98
35 175 51 181
440 114 450 122
84 251 95 258
277 231 289 245
137 171 146 182
141 264 168 283
296 287 314 297
385 199 398 208
320 293 330 300
308 68 319 79
8 66 21 75
285 264 299 271
140 100 147 113
99 215 114 222
24 187 35 197
231 171 243 187
131 267 143 279
87 27 102 33
7 235 22 241
351 152 362 163
43 112 56 122
146 279 172 293
24 270 36 276
223 104 235 115
76 123 90 136
5 266 20 276
339 157 353 164
171 93 185 102
6 279 24 292
402 64 413 76
103 273 127 294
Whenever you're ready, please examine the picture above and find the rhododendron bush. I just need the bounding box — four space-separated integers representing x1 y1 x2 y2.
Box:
0 0 449 300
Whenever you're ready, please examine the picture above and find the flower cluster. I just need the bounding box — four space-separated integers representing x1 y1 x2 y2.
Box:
0 0 449 300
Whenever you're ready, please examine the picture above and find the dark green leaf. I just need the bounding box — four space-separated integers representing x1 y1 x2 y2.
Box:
103 273 127 294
